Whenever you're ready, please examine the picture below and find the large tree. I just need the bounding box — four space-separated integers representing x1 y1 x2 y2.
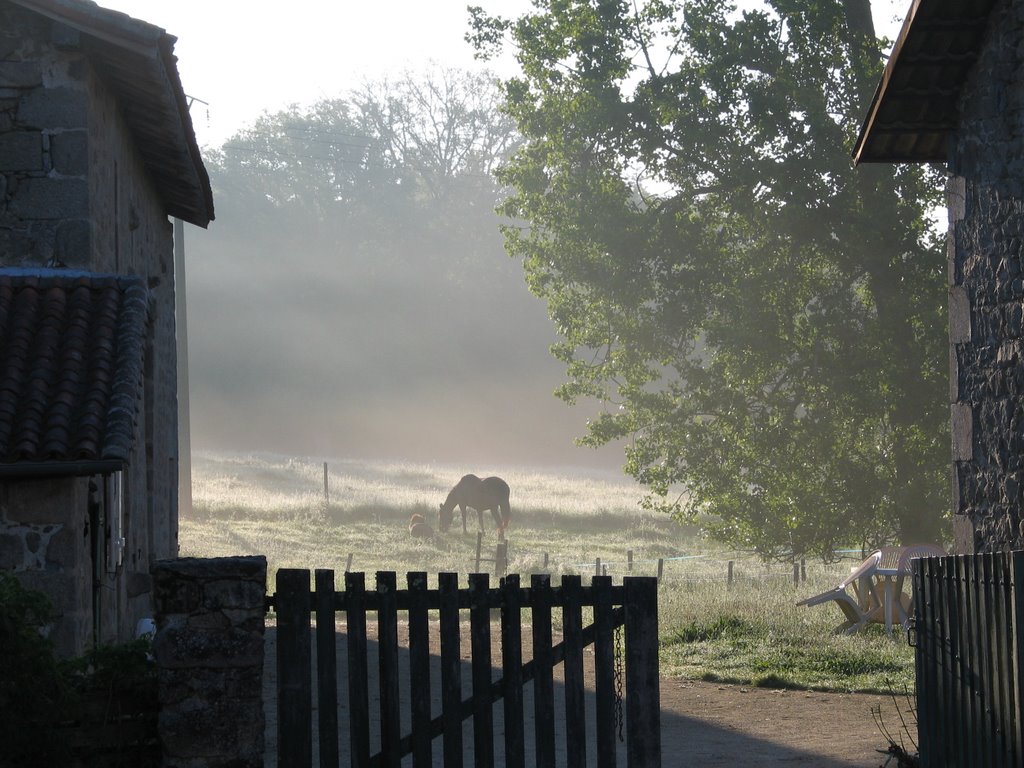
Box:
471 0 948 558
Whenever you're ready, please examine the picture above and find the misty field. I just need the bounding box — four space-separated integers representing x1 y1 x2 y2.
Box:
183 451 914 693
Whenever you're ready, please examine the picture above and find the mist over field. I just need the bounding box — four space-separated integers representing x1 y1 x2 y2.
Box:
182 74 623 471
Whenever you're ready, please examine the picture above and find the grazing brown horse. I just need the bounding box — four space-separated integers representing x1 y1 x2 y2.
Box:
438 474 511 538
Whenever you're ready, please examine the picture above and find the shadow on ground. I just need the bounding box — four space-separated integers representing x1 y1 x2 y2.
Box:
262 626 893 767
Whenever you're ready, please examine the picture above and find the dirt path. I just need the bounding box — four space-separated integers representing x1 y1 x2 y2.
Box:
263 624 907 767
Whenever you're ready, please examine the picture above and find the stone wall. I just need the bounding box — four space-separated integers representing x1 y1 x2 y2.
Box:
0 476 94 654
948 0 1024 552
0 2 180 649
153 556 267 768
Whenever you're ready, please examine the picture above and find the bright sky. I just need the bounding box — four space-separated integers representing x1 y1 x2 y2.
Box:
98 0 910 150
96 0 528 148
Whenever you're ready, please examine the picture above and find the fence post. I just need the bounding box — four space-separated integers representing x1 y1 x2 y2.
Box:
277 568 312 768
561 574 586 768
314 569 339 768
800 559 806 582
595 557 602 577
407 572 432 768
792 562 799 586
593 575 616 768
377 572 401 768
728 561 734 589
501 574 526 768
531 575 556 765
345 553 353 573
657 558 664 581
628 550 634 572
1011 552 1024 763
475 532 483 573
439 572 463 767
544 552 549 570
468 573 494 767
345 572 370 767
624 577 661 767
496 541 509 576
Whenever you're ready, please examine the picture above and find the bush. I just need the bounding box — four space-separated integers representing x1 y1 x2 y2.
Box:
0 573 158 768
0 571 70 767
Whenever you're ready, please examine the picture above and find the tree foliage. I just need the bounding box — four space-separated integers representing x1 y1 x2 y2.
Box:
471 0 948 558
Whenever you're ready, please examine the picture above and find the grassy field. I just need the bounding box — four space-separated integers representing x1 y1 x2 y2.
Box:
183 450 914 694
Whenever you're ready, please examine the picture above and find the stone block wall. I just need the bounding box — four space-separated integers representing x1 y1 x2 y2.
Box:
0 2 181 649
0 476 94 655
153 556 267 768
948 0 1024 552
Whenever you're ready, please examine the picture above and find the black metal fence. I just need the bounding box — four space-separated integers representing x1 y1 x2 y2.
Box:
269 570 661 768
913 551 1024 767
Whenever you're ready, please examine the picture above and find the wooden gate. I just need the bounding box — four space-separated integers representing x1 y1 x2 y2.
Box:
268 570 661 768
913 551 1024 767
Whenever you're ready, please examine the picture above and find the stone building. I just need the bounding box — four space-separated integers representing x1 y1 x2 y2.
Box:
0 0 213 656
854 0 1023 553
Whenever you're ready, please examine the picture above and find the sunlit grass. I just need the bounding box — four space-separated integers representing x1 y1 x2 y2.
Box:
183 450 914 694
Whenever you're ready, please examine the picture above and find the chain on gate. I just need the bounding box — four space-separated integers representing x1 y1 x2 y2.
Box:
614 623 625 742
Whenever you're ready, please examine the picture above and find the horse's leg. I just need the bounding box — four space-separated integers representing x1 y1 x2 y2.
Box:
499 503 510 539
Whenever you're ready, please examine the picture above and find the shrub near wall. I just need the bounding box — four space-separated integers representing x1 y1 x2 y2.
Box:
0 573 159 768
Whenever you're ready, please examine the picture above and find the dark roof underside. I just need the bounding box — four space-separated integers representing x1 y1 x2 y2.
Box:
8 0 214 226
0 271 149 477
853 0 998 164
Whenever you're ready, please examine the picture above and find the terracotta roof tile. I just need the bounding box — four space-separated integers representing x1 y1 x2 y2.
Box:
0 270 149 475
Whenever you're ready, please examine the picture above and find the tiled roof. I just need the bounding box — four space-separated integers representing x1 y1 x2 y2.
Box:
0 270 149 476
853 0 998 164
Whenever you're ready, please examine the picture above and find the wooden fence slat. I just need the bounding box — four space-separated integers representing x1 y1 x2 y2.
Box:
593 575 616 768
986 553 1004 767
469 573 495 768
958 555 978 766
1010 552 1024 764
561 575 587 768
954 555 970 767
278 569 312 768
531 575 556 768
624 577 661 767
999 557 1015 765
345 571 371 768
501 574 526 768
969 555 991 768
913 557 932 766
273 568 657 768
439 572 463 768
377 572 401 768
315 569 340 768
406 573 432 768
980 554 997 764
936 556 956 765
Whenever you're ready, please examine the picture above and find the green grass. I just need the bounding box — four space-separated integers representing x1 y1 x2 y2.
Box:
182 450 915 694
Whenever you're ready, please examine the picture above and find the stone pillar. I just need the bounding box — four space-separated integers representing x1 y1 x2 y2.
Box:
152 556 267 768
